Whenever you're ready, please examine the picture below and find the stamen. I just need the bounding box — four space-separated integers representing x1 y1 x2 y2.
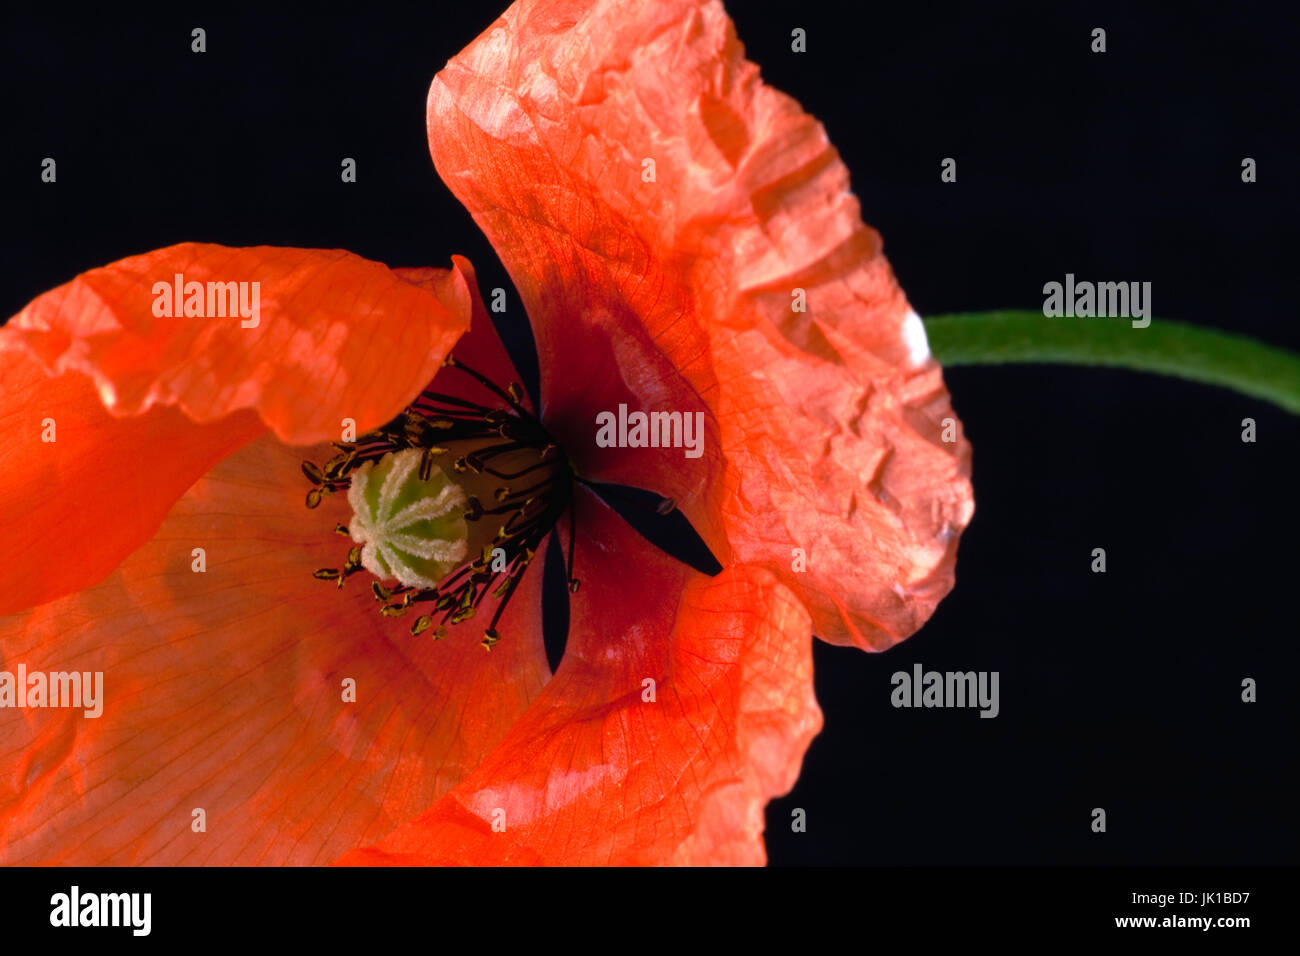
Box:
441 354 527 412
413 391 494 413
302 350 580 648
482 458 559 481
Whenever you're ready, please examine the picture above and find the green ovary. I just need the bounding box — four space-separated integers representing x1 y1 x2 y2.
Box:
346 448 469 590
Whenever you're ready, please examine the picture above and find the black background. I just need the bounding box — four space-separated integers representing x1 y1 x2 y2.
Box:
2 0 1296 867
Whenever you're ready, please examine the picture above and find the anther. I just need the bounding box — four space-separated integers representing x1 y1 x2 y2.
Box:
303 350 584 649
323 451 356 479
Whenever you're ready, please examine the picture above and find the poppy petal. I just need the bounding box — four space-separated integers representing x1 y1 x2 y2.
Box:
523 309 728 565
0 245 476 615
4 243 472 443
426 3 733 558
0 433 550 864
0 349 265 617
717 324 973 650
394 259 536 417
337 490 821 865
426 0 972 648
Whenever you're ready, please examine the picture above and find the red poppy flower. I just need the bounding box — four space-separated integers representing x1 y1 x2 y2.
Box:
0 0 971 865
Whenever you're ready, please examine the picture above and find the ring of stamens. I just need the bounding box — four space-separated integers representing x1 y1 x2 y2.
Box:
302 355 577 649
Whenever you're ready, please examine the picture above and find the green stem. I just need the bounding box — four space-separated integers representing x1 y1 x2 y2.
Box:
924 311 1300 415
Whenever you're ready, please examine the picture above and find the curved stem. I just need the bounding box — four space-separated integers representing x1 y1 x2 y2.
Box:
923 311 1300 415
